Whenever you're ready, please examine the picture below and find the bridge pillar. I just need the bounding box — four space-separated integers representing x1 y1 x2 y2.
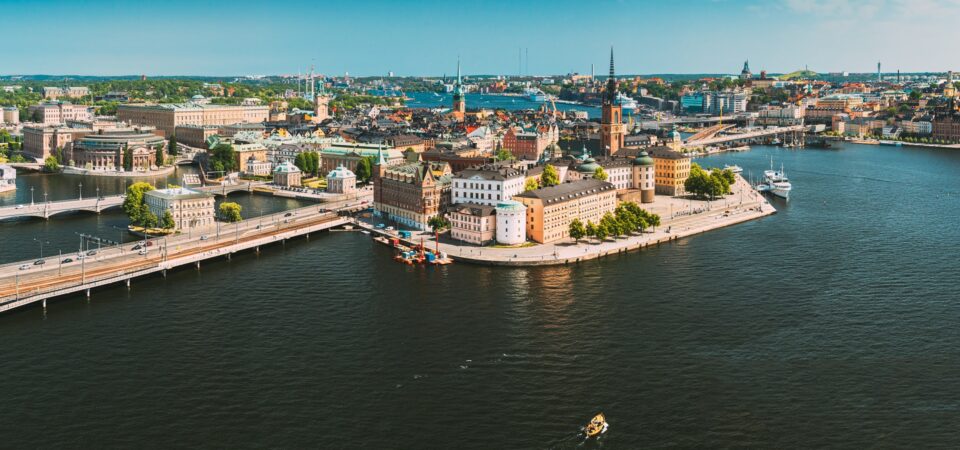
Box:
126 278 131 289
43 299 46 310
196 261 201 270
86 288 90 298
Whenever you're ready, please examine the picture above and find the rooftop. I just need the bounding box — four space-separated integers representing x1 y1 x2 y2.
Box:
514 179 615 205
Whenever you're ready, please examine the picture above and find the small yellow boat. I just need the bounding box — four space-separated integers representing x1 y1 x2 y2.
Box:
584 413 607 437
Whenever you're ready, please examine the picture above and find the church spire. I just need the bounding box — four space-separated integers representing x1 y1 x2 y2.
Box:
456 57 461 84
604 46 618 104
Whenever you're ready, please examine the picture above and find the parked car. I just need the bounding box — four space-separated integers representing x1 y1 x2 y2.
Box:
18 264 30 270
15 204 24 209
86 250 97 256
385 226 395 231
33 259 45 265
138 249 148 255
131 244 142 251
376 223 386 229
200 235 209 241
284 212 293 217
145 241 153 247
62 258 73 264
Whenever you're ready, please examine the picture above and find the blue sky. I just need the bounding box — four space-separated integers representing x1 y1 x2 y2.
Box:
3 0 957 76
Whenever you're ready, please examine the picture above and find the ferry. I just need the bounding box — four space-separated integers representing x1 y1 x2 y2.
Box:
524 88 547 102
616 92 638 113
757 158 792 200
584 413 609 438
724 164 743 174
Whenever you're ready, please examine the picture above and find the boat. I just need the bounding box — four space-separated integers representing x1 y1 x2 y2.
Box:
584 413 608 438
361 230 371 235
757 157 792 200
616 92 638 113
771 138 782 146
724 164 743 174
524 87 547 102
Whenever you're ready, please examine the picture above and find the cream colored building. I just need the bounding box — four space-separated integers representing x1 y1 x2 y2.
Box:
118 103 269 136
326 165 357 194
449 203 497 245
144 187 215 231
514 179 617 244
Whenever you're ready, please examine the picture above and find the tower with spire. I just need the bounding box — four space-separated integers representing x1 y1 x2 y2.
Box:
452 58 466 118
600 47 625 156
740 60 752 80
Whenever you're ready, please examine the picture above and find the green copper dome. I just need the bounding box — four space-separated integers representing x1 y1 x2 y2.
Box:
633 151 654 166
577 157 600 173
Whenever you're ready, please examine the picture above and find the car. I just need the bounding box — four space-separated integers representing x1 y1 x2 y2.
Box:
86 250 97 256
15 204 24 209
255 225 262 230
284 212 293 217
376 223 386 229
18 264 30 270
33 259 45 265
62 258 73 264
200 235 209 241
76 253 86 260
145 241 153 247
283 219 291 223
138 249 148 255
386 226 395 231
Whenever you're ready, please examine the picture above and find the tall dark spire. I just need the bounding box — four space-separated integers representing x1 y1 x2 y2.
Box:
605 46 617 104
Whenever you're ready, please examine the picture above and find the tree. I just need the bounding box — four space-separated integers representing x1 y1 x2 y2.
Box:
43 156 60 172
594 221 609 241
168 134 179 156
139 206 159 229
585 221 597 242
155 145 164 167
427 215 450 231
294 152 308 173
720 168 736 186
161 210 176 229
123 144 133 171
593 166 608 181
209 143 237 173
568 218 586 243
541 164 560 187
524 177 540 191
123 182 156 225
219 202 243 223
495 148 514 161
600 212 621 238
355 157 373 183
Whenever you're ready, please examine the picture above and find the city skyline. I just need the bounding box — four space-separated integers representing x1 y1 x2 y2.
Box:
5 0 960 77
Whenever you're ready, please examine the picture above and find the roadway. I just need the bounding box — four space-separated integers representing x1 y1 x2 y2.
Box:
684 125 806 147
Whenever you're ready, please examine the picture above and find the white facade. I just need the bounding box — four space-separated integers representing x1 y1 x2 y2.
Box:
144 188 216 231
326 165 357 194
2 107 18 124
451 166 526 206
495 200 527 245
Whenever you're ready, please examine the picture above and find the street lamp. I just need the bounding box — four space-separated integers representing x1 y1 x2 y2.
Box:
30 186 34 206
78 182 83 200
33 237 49 259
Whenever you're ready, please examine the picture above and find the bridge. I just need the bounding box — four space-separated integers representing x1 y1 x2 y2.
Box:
0 195 370 314
685 124 736 142
683 125 807 147
0 181 270 221
640 115 749 129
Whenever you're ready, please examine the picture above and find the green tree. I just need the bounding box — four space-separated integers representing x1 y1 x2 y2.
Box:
427 215 450 231
524 177 540 191
168 134 179 156
155 145 164 167
123 182 156 225
600 212 621 238
593 166 608 181
540 164 560 187
568 218 586 243
209 143 237 173
594 221 609 241
354 157 373 183
585 220 597 242
123 144 133 171
140 205 159 229
294 152 308 173
161 210 176 229
219 202 243 223
43 156 60 172
720 168 736 186
495 148 514 161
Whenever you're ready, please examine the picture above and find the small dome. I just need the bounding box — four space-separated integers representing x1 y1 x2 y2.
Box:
633 151 654 166
577 157 600 173
326 165 356 179
273 161 300 173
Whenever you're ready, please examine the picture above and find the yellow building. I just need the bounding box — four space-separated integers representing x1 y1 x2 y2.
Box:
650 146 691 196
514 179 617 244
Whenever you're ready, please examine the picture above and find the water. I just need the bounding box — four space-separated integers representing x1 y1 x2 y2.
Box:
2 143 960 447
405 91 601 118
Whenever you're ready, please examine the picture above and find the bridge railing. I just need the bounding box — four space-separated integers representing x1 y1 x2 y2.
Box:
0 263 160 307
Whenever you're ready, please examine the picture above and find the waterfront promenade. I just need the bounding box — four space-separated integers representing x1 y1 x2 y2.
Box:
364 175 775 266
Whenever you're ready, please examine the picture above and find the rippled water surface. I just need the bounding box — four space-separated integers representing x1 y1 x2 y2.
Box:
1 143 959 448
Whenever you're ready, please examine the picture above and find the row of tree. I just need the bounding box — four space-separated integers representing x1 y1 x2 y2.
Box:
293 151 320 177
568 202 661 243
684 163 735 200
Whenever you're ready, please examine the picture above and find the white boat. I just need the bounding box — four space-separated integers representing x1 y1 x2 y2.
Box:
724 164 743 174
616 92 638 112
771 138 782 146
757 158 791 200
524 88 547 102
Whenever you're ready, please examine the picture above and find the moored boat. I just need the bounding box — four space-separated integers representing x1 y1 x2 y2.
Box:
584 413 608 438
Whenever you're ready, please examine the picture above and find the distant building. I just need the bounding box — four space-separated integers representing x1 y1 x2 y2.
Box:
174 125 221 149
42 86 90 100
514 179 617 244
273 161 302 187
933 115 960 142
739 60 752 80
0 164 15 193
2 107 19 124
144 187 215 231
21 126 91 160
501 124 559 161
233 143 268 175
72 129 165 172
326 165 357 194
28 102 93 125
118 103 269 136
